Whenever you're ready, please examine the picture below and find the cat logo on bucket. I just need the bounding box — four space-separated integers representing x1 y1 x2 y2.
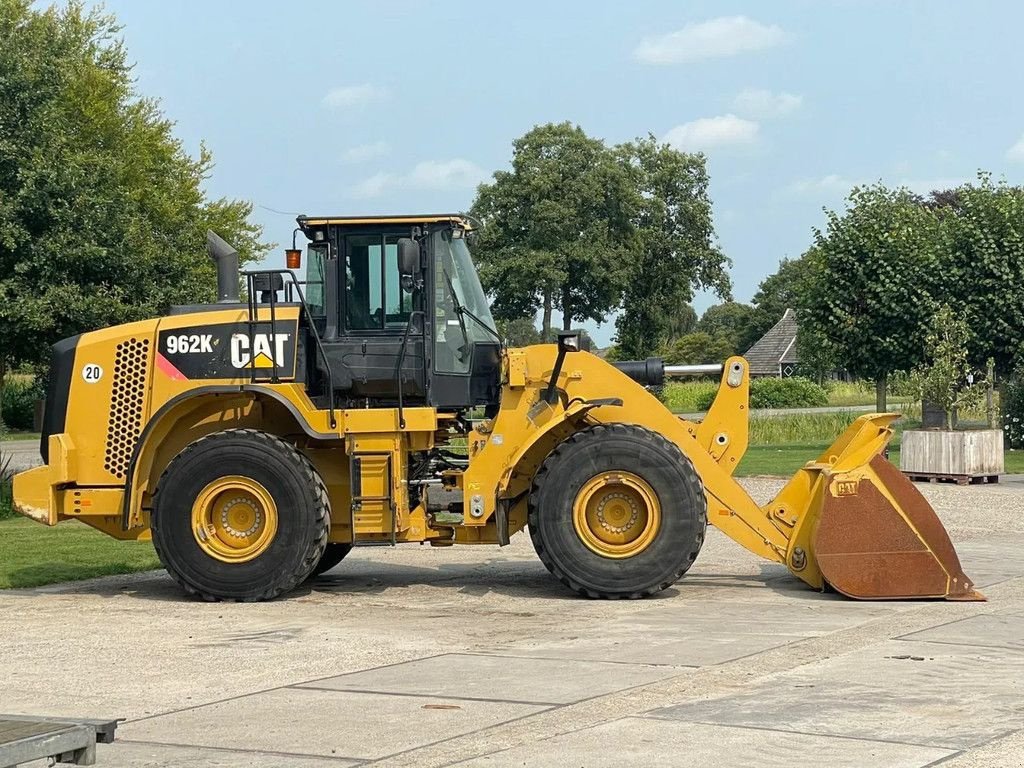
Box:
230 332 291 369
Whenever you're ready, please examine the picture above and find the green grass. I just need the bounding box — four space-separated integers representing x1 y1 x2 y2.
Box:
1 432 40 441
660 381 718 413
0 518 160 589
737 442 1024 477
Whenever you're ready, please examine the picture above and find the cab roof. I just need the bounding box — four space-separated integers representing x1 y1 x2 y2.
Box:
297 213 471 230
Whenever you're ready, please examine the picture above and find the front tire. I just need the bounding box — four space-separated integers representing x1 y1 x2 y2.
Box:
529 423 706 599
151 429 329 601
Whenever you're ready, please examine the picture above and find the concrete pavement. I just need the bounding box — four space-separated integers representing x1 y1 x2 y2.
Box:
2 478 1022 766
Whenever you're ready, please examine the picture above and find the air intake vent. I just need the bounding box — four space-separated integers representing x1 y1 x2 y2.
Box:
104 338 151 479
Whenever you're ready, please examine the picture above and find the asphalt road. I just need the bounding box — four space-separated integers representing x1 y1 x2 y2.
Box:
3 478 1023 767
1 439 41 472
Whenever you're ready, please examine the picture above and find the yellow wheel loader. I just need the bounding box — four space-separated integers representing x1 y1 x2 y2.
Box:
12 214 983 602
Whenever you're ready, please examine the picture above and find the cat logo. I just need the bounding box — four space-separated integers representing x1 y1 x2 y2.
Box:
230 332 291 369
835 480 859 497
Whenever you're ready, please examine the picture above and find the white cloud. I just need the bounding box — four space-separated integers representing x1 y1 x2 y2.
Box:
663 114 759 152
787 174 858 195
786 174 969 198
351 158 488 199
732 89 802 119
341 141 390 164
351 172 396 199
635 16 785 64
321 84 388 110
1006 134 1024 163
406 159 487 189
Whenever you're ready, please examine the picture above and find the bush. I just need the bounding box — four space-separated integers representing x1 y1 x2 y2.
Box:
661 376 829 412
750 377 828 409
1004 368 1024 449
660 381 719 412
0 439 13 520
1 377 41 432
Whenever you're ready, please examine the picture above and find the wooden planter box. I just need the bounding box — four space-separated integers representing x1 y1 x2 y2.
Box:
900 429 1004 484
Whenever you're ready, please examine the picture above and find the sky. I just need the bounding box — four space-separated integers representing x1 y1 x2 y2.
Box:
93 0 1024 345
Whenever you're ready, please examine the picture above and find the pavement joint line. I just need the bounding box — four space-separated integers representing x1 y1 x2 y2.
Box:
290 685 563 708
926 727 1024 767
364 575 1024 768
116 737 367 764
359 665 712 766
637 715 972 751
125 651 454 725
456 649 701 670
894 636 1022 652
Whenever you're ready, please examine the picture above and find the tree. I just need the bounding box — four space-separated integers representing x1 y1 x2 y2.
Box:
696 302 758 355
614 136 730 359
0 2 268 426
928 174 1024 376
658 332 734 366
799 185 943 410
663 302 698 343
471 122 634 340
495 317 541 347
911 305 983 430
472 128 729 352
750 254 814 341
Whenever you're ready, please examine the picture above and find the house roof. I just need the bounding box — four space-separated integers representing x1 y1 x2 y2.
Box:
744 308 799 375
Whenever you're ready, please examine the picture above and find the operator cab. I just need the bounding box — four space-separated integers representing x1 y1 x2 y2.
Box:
296 214 501 412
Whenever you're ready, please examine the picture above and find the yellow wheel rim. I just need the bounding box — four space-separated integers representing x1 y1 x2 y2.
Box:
190 476 278 563
572 471 661 559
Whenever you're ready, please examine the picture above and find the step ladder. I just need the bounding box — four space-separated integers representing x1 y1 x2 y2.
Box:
348 452 397 546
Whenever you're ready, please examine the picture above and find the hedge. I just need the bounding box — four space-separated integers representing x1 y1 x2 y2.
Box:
683 376 828 412
1 377 41 432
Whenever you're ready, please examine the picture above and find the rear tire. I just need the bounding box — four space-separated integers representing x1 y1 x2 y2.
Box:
151 429 329 602
309 543 353 578
529 423 706 599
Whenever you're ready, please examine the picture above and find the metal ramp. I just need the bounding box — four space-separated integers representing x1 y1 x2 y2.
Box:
0 716 118 767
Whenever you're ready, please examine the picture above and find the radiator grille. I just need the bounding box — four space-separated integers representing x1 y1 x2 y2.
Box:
103 338 151 478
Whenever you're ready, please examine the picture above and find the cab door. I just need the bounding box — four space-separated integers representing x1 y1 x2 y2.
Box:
321 231 427 401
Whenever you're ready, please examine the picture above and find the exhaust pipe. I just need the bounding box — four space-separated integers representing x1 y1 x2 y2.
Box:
206 230 240 304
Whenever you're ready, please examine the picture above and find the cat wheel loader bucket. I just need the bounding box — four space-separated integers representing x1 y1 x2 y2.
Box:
772 414 985 601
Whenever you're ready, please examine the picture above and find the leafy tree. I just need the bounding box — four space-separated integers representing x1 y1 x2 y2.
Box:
799 185 943 409
911 305 983 430
495 317 541 347
471 122 633 339
0 1 268 425
663 302 698 343
658 332 734 366
472 128 729 352
928 174 1024 376
614 136 730 359
696 302 759 354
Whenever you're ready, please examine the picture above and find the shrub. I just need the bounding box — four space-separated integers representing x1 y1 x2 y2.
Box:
749 377 828 409
660 381 719 413
1004 366 1024 449
661 376 829 412
1 377 41 432
0 439 13 520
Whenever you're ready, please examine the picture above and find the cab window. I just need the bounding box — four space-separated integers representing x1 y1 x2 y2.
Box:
345 234 413 331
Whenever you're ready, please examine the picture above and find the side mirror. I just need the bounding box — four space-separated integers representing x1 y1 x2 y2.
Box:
397 238 419 276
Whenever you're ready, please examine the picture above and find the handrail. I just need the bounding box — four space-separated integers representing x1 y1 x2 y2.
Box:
242 269 337 429
394 310 425 429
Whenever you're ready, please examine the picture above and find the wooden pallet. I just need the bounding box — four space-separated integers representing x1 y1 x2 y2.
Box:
904 472 1000 486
